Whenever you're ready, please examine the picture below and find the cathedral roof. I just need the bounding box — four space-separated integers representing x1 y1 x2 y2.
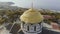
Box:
20 8 44 24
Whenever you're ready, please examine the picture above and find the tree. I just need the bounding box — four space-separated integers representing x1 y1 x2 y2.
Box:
0 16 7 25
5 9 16 23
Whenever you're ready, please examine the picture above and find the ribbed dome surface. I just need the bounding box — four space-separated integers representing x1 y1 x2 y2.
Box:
20 8 44 24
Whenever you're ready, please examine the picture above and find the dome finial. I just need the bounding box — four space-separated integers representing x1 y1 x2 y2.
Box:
31 0 34 10
31 1 33 9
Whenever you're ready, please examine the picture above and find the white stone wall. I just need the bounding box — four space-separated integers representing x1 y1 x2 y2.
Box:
21 23 42 34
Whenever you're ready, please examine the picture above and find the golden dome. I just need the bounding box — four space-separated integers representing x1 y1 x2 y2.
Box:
20 8 44 24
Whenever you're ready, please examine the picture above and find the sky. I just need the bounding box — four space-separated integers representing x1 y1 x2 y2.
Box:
0 0 60 11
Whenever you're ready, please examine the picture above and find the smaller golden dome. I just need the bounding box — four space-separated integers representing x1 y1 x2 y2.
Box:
20 8 44 24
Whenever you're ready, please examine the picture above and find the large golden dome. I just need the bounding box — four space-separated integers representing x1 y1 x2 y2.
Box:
20 8 44 24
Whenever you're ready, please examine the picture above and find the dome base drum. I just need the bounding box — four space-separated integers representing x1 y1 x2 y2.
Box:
21 22 42 34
